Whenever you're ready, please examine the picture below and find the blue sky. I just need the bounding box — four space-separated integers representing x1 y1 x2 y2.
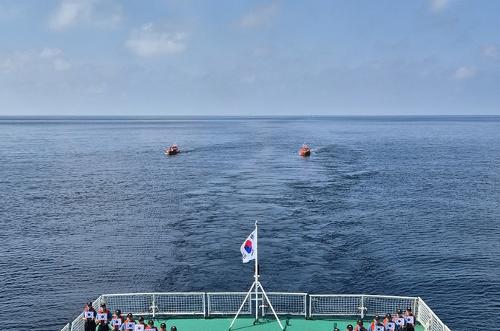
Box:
0 0 499 115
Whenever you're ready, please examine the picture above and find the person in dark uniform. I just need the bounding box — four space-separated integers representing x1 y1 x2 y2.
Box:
159 323 167 331
96 318 110 331
83 302 96 331
346 325 354 331
170 326 177 331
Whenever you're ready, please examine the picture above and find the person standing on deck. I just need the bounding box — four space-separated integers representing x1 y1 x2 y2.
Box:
99 304 112 320
119 313 135 331
135 316 146 330
346 325 354 331
111 310 124 331
403 308 415 331
383 314 396 331
96 318 110 331
394 310 406 330
96 304 112 327
83 302 97 331
159 323 167 331
369 315 385 330
354 319 367 331
146 320 158 330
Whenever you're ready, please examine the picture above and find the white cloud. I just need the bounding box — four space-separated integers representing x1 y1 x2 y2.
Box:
49 0 122 30
49 0 92 30
0 48 71 74
453 66 476 80
430 0 450 12
0 52 33 74
38 48 72 71
40 48 63 59
125 23 187 57
239 2 278 28
482 45 498 59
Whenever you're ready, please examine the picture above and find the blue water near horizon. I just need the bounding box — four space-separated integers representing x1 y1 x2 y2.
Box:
1 116 499 331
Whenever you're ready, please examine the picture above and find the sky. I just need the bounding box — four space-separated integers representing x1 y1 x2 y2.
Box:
0 0 499 116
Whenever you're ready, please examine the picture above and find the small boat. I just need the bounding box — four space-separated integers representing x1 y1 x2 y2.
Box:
298 144 311 157
165 144 180 155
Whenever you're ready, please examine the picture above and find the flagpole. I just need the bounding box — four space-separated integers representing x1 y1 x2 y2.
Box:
229 222 284 330
254 220 259 322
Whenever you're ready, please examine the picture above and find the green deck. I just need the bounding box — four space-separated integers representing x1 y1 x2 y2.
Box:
151 317 424 331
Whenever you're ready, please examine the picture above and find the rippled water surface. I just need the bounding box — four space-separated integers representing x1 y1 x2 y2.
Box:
1 117 499 331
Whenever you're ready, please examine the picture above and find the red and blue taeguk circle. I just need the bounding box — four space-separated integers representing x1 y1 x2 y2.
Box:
244 240 253 253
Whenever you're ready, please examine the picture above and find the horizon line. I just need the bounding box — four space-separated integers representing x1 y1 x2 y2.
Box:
1 114 500 119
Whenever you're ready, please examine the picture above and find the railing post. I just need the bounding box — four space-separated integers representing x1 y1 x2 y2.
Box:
308 295 312 319
413 297 418 319
362 295 365 319
206 293 210 317
203 293 206 318
261 294 265 317
152 294 156 318
304 294 307 318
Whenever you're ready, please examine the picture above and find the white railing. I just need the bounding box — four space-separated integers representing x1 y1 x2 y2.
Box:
266 292 307 317
417 297 451 331
101 292 205 317
62 292 450 331
206 292 307 317
309 294 363 316
309 294 417 318
207 292 251 315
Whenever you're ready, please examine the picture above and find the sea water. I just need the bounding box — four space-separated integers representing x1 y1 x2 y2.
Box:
0 116 499 331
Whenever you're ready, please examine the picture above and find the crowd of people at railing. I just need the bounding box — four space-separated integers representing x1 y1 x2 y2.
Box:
82 301 416 331
333 308 417 331
82 302 176 331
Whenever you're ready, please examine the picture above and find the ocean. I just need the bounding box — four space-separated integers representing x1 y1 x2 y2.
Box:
0 116 499 331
